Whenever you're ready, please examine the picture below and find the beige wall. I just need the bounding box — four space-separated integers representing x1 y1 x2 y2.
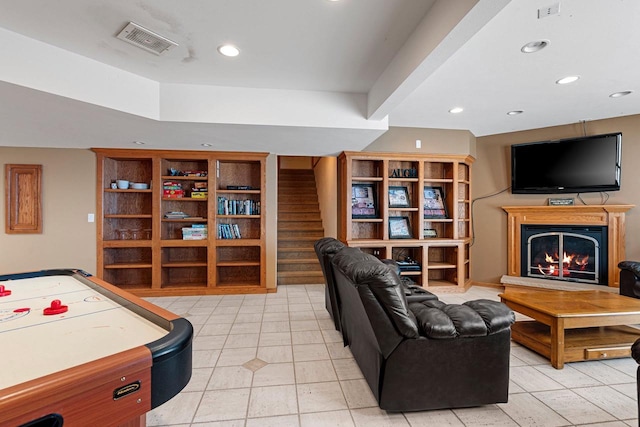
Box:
314 156 338 238
1 147 97 275
265 154 278 289
473 116 640 284
279 156 313 169
364 127 477 156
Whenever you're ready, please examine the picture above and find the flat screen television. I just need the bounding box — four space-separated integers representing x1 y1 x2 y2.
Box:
511 132 621 194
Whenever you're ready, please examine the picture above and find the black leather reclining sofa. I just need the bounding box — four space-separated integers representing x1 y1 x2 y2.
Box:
320 240 516 412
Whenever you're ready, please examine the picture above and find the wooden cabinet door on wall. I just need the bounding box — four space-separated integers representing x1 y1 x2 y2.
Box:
5 164 42 234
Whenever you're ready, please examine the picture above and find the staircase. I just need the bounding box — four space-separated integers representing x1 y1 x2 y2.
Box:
277 169 325 285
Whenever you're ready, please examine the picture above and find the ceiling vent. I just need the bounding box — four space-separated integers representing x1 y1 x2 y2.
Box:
116 22 178 55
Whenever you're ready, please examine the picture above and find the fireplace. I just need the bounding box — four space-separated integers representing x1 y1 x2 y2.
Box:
502 205 633 288
521 225 607 285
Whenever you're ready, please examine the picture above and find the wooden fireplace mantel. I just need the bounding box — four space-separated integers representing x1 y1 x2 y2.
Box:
502 205 634 288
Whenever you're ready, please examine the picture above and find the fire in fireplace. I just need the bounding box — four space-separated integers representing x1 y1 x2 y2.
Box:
521 225 608 285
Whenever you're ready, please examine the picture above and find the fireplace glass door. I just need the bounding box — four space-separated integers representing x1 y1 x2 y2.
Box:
526 231 601 284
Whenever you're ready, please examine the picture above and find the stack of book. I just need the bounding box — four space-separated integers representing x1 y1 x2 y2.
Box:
164 211 189 219
182 224 208 240
217 223 242 239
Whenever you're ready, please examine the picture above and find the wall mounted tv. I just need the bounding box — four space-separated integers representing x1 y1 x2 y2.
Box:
511 132 621 194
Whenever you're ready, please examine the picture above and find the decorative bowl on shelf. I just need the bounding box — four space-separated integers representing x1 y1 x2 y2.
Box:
131 183 149 189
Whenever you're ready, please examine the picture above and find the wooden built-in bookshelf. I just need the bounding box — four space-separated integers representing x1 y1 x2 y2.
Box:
94 148 267 297
338 151 474 292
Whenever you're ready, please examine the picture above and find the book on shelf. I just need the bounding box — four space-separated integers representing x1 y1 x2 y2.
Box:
217 197 260 215
217 223 242 239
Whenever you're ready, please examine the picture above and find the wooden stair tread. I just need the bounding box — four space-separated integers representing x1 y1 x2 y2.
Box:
278 236 322 240
277 258 320 264
277 271 324 277
278 247 315 252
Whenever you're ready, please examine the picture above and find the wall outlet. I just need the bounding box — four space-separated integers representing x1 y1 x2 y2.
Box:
415 139 422 149
538 3 560 18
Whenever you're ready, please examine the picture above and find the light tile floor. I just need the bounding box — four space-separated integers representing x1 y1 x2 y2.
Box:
144 285 639 426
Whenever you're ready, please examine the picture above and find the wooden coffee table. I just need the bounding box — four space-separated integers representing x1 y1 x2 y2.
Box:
499 289 640 369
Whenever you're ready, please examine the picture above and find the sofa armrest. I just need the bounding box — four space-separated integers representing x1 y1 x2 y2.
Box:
408 299 515 339
619 261 640 278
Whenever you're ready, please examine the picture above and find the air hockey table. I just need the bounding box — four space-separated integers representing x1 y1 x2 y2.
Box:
0 269 193 427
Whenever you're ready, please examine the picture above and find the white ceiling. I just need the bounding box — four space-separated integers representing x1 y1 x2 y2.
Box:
0 0 639 155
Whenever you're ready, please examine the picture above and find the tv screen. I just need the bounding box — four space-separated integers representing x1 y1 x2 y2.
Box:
511 133 621 194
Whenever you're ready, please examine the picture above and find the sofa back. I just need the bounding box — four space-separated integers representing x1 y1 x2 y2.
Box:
314 237 347 331
314 237 346 281
331 247 419 358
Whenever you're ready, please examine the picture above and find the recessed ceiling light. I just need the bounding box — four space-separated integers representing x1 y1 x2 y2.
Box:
218 44 240 57
201 143 212 147
507 110 523 116
610 90 633 98
448 107 464 114
133 141 146 145
556 75 580 85
521 40 549 53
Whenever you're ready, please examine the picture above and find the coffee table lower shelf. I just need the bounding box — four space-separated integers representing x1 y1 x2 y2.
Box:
512 321 640 365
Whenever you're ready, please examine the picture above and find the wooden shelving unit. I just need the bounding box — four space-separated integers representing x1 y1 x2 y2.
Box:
338 151 474 292
94 148 267 297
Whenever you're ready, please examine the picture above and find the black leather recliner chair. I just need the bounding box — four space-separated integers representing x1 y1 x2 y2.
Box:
330 245 515 412
619 261 640 298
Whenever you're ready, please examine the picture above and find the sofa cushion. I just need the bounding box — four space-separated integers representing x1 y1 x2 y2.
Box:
409 299 514 339
332 247 419 339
